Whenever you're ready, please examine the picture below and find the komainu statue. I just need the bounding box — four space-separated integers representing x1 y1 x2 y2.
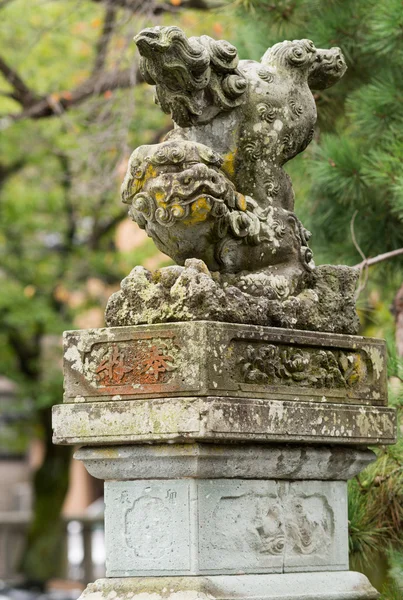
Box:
107 27 359 334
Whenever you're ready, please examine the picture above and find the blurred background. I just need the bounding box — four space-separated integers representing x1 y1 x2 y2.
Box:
0 0 402 599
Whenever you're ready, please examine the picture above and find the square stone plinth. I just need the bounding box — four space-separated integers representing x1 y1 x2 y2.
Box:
62 321 388 407
55 321 396 447
104 478 347 577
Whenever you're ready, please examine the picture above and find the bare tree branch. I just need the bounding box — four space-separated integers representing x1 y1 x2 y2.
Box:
92 1 118 76
0 0 222 127
354 248 403 270
1 67 141 124
89 0 224 12
0 159 25 187
0 0 16 10
0 55 38 107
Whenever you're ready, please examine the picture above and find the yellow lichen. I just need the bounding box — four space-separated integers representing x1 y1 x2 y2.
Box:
237 193 247 211
154 190 167 208
131 164 158 195
183 197 212 224
222 150 236 178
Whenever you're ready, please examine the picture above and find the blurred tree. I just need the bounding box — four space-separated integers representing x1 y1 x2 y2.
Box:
0 0 229 584
235 1 403 596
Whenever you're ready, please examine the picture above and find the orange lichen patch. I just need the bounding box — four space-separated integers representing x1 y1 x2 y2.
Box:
222 151 236 179
183 197 212 224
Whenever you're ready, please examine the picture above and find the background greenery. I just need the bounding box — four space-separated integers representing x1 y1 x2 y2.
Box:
0 0 402 596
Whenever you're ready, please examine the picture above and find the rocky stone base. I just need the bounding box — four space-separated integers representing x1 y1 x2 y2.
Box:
78 573 379 600
105 259 360 334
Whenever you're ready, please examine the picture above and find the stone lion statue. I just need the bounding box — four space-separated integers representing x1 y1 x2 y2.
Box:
121 27 346 277
107 27 357 334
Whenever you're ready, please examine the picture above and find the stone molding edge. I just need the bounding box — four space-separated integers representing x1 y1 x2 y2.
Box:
52 397 397 446
79 572 379 600
74 444 376 481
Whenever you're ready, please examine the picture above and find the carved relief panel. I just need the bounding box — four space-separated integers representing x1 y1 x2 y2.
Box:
105 481 191 576
197 480 346 573
63 322 387 406
104 479 347 576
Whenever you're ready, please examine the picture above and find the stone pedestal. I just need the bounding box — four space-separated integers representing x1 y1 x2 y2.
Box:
52 322 396 600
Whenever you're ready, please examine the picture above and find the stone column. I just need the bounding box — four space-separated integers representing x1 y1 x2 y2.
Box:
53 321 396 600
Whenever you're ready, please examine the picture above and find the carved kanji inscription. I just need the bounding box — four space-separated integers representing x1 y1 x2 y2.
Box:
88 338 179 388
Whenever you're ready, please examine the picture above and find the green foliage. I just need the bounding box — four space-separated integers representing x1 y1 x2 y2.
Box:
234 0 403 279
348 437 403 564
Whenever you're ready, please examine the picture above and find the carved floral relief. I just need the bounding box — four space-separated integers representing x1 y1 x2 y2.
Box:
237 343 370 388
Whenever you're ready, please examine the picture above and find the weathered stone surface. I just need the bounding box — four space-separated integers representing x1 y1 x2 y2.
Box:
105 479 347 576
75 444 376 482
63 321 386 406
123 30 346 276
105 260 360 334
78 572 379 600
107 27 356 333
52 396 396 446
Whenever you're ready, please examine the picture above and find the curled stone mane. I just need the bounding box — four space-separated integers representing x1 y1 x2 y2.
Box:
262 39 316 69
136 26 210 90
134 26 247 126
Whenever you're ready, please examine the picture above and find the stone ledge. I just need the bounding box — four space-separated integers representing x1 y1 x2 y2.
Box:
79 572 379 600
52 396 396 446
75 444 376 481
